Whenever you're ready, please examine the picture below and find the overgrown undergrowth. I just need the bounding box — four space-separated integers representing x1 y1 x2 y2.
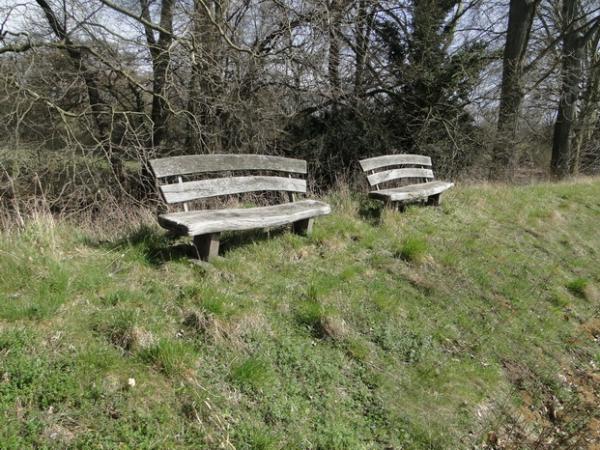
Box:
1 180 600 449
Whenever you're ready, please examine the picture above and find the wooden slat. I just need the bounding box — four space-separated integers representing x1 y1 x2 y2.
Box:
367 168 434 186
160 176 306 204
369 181 454 202
359 154 432 171
158 200 331 235
193 233 220 261
150 154 307 178
178 176 189 212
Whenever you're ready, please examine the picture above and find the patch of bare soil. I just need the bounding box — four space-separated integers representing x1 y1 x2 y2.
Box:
483 321 600 449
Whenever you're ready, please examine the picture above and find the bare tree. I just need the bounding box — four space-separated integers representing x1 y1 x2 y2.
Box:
572 29 600 172
551 0 600 178
140 0 176 148
491 0 539 180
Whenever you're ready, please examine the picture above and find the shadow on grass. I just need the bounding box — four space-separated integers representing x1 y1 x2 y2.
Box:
219 227 289 255
358 197 384 225
358 196 438 225
85 224 292 266
83 225 192 266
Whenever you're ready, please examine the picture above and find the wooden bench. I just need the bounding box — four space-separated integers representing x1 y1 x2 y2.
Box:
359 154 453 208
149 154 331 261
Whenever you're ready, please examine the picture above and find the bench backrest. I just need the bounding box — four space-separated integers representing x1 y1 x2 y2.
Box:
149 154 307 208
359 154 434 188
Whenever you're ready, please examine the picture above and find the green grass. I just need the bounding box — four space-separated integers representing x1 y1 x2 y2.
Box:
566 277 589 298
230 357 273 390
2 179 600 448
393 236 428 263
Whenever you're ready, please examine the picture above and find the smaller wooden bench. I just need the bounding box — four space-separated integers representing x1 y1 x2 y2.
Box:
149 154 331 261
359 154 453 207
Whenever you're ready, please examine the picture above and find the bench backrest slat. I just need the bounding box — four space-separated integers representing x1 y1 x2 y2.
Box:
359 154 431 172
359 154 434 188
150 154 307 178
160 176 307 204
150 154 309 205
367 168 434 186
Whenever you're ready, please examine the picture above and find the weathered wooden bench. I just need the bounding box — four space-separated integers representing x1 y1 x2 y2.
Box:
149 154 331 261
359 154 453 208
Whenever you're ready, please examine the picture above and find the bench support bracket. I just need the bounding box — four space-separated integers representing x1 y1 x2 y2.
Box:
193 233 221 261
427 194 441 206
293 218 314 235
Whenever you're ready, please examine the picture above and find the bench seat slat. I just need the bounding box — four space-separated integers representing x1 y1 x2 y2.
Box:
158 199 331 235
360 154 432 171
150 154 307 178
161 176 306 204
367 168 434 186
369 181 454 202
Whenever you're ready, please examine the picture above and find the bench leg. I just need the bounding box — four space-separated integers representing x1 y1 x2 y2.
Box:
385 200 405 212
293 218 314 236
427 194 441 206
193 233 220 261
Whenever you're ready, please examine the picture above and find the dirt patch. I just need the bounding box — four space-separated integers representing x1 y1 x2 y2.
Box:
42 423 76 446
485 355 600 449
582 319 600 342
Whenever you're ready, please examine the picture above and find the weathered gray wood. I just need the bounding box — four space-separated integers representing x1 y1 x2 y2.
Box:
287 174 297 202
367 168 434 186
193 233 220 261
178 176 189 212
159 200 331 235
160 176 307 204
359 154 432 171
369 181 454 202
152 154 330 254
150 154 307 178
293 218 314 235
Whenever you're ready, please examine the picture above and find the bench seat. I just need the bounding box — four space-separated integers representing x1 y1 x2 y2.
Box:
159 199 331 236
360 154 453 208
369 181 454 202
150 154 330 260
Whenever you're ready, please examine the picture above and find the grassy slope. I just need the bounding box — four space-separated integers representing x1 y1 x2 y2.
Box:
1 180 600 449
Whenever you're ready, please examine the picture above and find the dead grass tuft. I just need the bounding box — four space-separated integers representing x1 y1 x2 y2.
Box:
184 310 230 344
320 237 347 253
110 326 155 352
230 312 272 338
549 209 566 223
317 315 349 340
42 423 76 446
583 284 600 302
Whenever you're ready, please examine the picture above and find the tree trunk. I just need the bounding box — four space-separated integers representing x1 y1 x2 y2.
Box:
570 31 600 174
140 0 175 148
550 0 584 178
491 0 538 180
353 0 368 97
186 0 225 153
328 0 343 99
